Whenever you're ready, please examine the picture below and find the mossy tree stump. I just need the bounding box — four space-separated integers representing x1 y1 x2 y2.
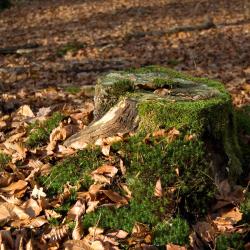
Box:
64 66 241 183
56 66 244 243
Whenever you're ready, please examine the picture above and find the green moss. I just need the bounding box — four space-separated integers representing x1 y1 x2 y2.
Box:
84 133 215 240
216 233 244 250
39 147 103 196
240 192 250 223
65 86 81 94
26 112 65 148
0 152 11 169
152 78 177 88
48 217 60 227
56 41 85 57
153 217 190 246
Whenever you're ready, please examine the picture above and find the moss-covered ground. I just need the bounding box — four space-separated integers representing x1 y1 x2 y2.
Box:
26 112 65 148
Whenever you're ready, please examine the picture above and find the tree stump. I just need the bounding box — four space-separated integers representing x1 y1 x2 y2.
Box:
64 66 241 182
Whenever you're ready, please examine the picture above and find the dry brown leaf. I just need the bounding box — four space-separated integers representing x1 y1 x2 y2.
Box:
154 88 171 96
132 222 150 237
11 216 47 228
119 159 126 175
17 105 35 117
120 183 132 200
45 209 62 220
25 239 35 250
101 144 110 156
0 172 13 187
184 133 197 141
21 198 42 217
0 230 14 249
167 128 180 142
0 180 28 195
106 230 128 239
3 142 27 162
0 202 31 225
102 190 128 206
213 207 243 232
91 165 118 184
67 200 86 221
152 129 166 137
90 240 105 250
72 216 84 240
6 132 26 143
89 183 104 196
0 194 22 205
193 221 215 245
43 224 69 242
28 216 47 228
166 243 187 250
154 178 163 197
86 201 99 214
36 107 52 117
64 239 92 250
88 227 104 237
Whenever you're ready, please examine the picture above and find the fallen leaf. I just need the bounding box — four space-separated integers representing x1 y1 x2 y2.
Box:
86 201 99 214
102 190 128 206
193 221 215 245
17 105 35 117
67 200 86 220
91 165 118 184
21 198 42 217
64 239 92 250
154 178 163 197
167 128 180 142
88 227 104 236
106 230 128 239
43 224 69 242
166 243 187 250
0 180 28 195
72 216 84 240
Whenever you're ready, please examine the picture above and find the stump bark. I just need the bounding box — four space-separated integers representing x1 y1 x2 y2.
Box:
64 66 242 182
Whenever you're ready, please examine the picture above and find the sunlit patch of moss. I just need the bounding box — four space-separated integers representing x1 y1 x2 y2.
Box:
56 41 85 57
65 86 81 94
153 217 190 246
26 112 65 148
39 147 103 196
216 233 244 250
84 133 215 241
0 152 11 169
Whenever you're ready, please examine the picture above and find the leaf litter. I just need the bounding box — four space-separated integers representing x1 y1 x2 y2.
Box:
0 0 249 249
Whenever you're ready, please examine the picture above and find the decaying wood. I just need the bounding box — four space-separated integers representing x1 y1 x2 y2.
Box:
64 98 139 149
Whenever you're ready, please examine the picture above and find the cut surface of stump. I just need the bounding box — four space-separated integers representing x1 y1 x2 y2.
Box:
64 66 241 182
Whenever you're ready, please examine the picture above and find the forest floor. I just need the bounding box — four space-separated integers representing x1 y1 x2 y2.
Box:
0 0 249 249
